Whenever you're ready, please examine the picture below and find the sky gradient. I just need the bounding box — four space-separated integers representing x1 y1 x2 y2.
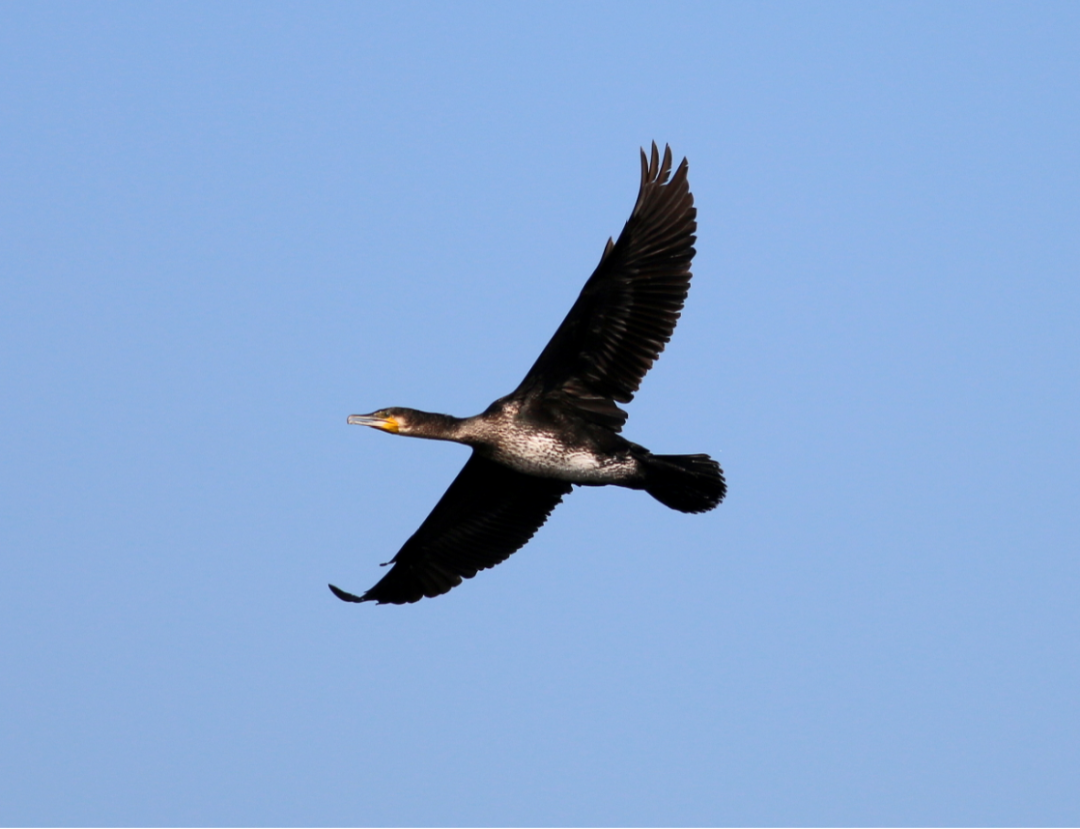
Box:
2 3 1079 825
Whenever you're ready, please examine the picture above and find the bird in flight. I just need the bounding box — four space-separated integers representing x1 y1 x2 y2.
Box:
331 143 725 605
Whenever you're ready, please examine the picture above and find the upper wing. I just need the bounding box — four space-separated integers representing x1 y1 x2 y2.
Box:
329 453 573 605
514 143 697 430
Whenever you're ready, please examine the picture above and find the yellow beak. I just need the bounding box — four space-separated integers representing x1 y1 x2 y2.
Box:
347 413 400 433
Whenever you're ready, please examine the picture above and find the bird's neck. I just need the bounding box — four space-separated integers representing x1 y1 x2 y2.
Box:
404 411 474 443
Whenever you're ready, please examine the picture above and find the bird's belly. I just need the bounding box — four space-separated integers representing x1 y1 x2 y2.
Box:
486 433 638 484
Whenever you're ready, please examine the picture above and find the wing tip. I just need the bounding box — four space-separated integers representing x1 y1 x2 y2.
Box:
328 583 370 603
636 142 690 208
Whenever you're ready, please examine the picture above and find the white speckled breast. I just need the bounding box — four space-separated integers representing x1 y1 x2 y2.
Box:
486 431 640 484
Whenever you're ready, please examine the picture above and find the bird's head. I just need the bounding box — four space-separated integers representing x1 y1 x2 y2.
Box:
347 407 415 435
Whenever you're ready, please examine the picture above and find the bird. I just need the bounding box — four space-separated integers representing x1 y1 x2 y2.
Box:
330 143 726 605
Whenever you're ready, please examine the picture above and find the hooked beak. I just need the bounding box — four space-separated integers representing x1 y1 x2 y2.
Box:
347 413 400 433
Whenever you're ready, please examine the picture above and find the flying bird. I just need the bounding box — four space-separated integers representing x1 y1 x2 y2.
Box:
331 143 725 605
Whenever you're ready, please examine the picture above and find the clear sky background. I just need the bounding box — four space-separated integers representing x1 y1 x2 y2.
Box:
2 3 1078 826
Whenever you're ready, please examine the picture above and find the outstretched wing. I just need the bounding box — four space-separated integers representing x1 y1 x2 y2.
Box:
515 143 697 431
330 454 573 605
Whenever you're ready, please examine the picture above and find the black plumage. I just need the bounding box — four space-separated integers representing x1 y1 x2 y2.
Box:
330 144 725 605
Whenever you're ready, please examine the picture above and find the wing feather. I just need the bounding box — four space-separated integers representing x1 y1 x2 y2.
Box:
329 454 572 605
515 143 697 430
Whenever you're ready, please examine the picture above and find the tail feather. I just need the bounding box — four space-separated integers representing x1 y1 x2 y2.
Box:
640 453 726 513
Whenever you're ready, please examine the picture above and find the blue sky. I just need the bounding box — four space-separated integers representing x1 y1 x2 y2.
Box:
2 3 1078 825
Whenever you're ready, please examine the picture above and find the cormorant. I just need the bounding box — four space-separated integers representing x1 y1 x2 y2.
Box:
330 143 726 605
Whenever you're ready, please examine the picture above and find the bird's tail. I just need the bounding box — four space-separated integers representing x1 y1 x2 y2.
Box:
639 453 726 513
